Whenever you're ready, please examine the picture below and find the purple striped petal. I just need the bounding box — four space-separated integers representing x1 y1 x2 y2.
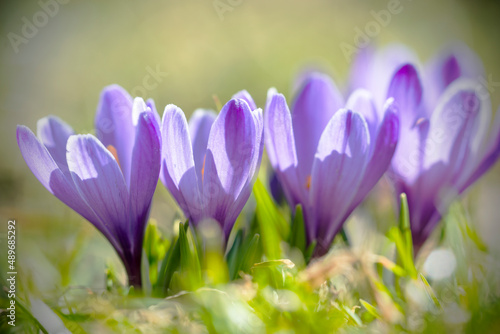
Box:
189 109 217 184
348 99 399 213
353 44 418 109
129 110 161 253
95 85 135 184
390 117 429 186
399 180 441 247
264 90 303 206
225 107 264 236
291 73 344 187
461 106 500 190
347 45 375 94
160 105 203 222
424 42 485 107
346 89 379 145
17 125 67 195
309 109 370 247
407 81 487 237
36 116 74 175
146 98 162 126
387 64 423 128
203 99 261 231
17 126 123 255
66 134 131 249
232 90 257 110
424 80 489 184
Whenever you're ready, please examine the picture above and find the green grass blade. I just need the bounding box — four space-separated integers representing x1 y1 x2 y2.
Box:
253 179 289 259
289 204 306 253
360 299 381 319
156 221 189 295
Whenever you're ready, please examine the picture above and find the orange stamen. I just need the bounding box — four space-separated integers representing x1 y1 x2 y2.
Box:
201 154 207 183
107 145 122 170
306 175 312 190
415 118 426 126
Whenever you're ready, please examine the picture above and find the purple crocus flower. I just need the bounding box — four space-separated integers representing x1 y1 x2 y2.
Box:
16 85 161 288
160 92 264 239
351 43 500 251
265 73 399 256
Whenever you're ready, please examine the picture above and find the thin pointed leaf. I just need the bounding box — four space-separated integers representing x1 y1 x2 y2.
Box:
253 179 288 259
419 273 442 309
290 204 306 253
372 255 407 277
399 193 415 266
360 299 381 319
237 234 261 275
226 229 244 280
156 221 189 296
305 240 317 263
179 222 202 289
341 304 363 326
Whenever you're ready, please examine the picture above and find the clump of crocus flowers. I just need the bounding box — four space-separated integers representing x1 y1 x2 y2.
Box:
17 85 161 288
349 43 500 251
265 74 399 255
17 43 500 289
160 92 263 240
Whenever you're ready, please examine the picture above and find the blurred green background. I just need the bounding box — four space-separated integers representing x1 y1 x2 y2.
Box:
1 0 500 289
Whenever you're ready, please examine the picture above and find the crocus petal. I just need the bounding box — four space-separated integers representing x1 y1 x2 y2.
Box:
17 125 65 195
265 91 297 175
67 134 131 249
203 99 260 230
132 98 148 126
249 108 265 187
309 109 370 246
292 73 344 186
160 105 202 222
390 117 429 186
225 107 264 236
265 87 278 113
346 89 379 144
36 116 74 174
232 90 257 110
424 79 490 183
387 64 423 128
146 98 162 126
358 44 419 109
17 126 123 255
264 90 303 206
424 42 485 107
461 106 500 190
347 99 399 214
189 109 217 182
94 85 135 184
129 110 161 253
347 45 375 94
269 171 285 204
408 80 488 234
399 179 441 246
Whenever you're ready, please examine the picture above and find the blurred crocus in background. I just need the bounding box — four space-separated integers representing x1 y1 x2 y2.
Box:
350 44 500 252
16 85 161 288
160 92 264 240
265 73 399 256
